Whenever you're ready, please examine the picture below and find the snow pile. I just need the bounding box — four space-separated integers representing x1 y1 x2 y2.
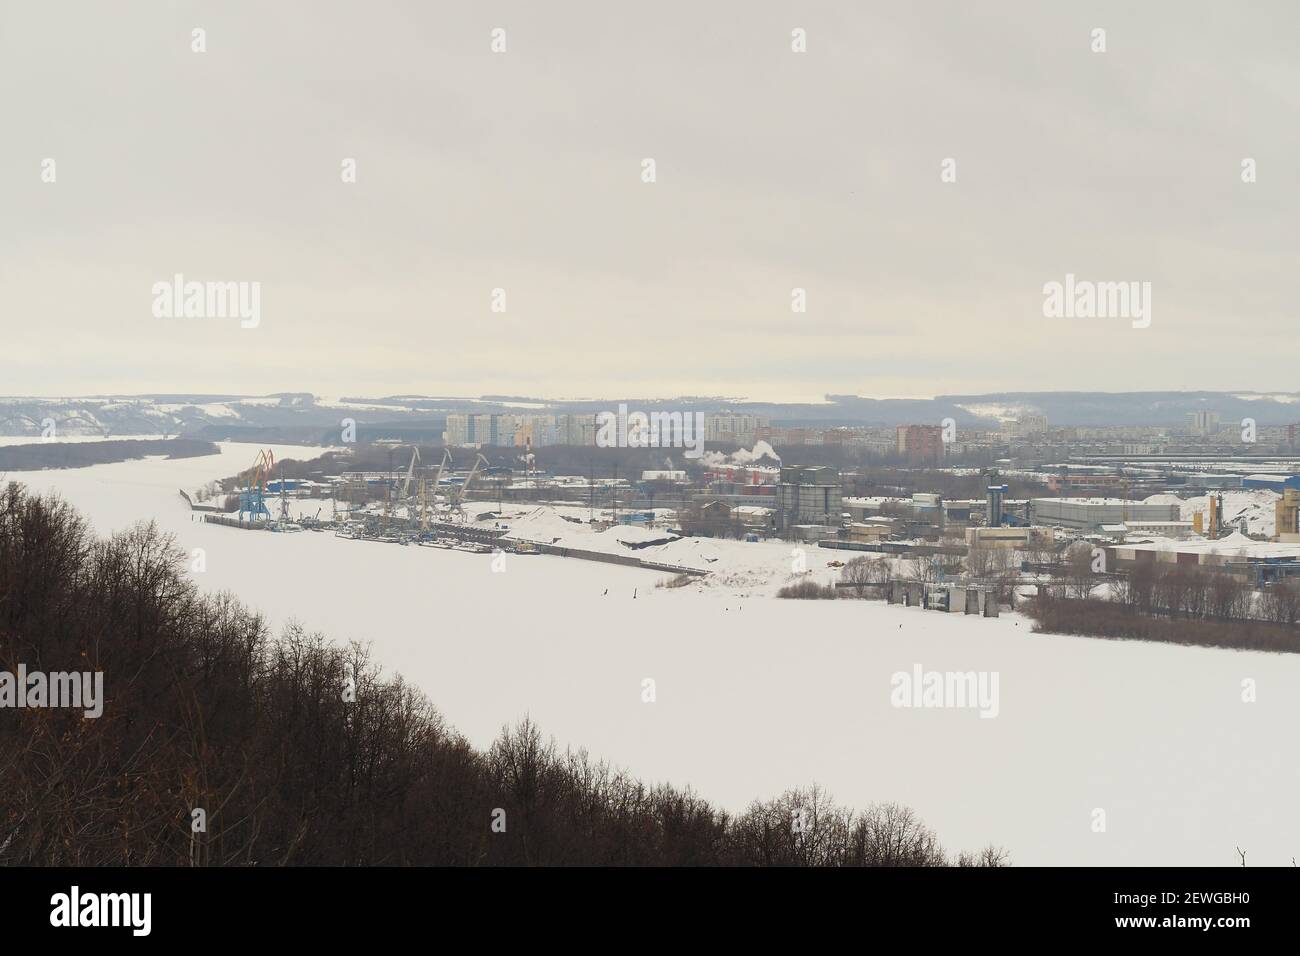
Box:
503 509 685 556
498 505 838 588
502 506 584 544
1213 530 1257 550
1166 490 1279 537
1141 493 1184 507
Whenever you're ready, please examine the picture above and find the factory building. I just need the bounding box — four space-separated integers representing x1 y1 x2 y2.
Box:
986 484 1007 526
1277 489 1300 542
1028 498 1180 532
776 465 842 530
1115 520 1196 539
966 526 1056 549
1186 410 1221 435
1106 534 1300 585
1185 474 1243 490
1243 474 1300 492
845 521 894 543
842 496 900 521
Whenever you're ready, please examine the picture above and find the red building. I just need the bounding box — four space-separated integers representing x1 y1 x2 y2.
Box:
896 425 944 464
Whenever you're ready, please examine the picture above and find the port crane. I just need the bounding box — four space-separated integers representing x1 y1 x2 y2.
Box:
238 449 275 524
277 462 291 524
420 450 453 531
382 446 422 526
397 446 421 518
451 453 489 520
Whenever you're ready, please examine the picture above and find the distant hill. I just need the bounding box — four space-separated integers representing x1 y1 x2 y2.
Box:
2 390 1297 438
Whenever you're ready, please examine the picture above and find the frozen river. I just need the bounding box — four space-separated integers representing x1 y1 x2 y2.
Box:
9 442 1300 865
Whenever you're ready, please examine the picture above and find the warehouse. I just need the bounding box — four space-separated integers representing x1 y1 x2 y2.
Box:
965 526 1056 549
776 465 842 530
1028 497 1180 532
1106 533 1300 584
1242 474 1300 492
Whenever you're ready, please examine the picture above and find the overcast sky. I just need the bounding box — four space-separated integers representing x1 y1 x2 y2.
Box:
2 1 1297 401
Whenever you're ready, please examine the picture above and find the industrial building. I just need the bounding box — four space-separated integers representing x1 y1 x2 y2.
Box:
1105 534 1300 585
775 465 842 530
965 526 1056 549
1028 497 1180 532
844 519 897 543
1184 474 1243 490
1114 520 1196 539
843 496 900 521
986 484 1007 526
641 469 687 483
1186 410 1221 435
1243 473 1300 492
1278 488 1300 542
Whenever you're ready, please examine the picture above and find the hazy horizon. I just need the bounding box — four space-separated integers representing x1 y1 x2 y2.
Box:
5 387 1300 406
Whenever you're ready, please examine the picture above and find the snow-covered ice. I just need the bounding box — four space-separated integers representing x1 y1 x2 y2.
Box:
8 446 1299 865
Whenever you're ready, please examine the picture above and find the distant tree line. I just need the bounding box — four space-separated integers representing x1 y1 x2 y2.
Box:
1025 595 1300 654
821 545 1300 654
1027 552 1300 654
0 484 1005 866
0 439 218 472
777 580 841 599
842 466 1045 501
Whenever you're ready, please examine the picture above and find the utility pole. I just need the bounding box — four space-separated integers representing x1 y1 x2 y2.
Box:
388 447 395 510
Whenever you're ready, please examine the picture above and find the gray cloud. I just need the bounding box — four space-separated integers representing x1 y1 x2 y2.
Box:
2 1 1296 400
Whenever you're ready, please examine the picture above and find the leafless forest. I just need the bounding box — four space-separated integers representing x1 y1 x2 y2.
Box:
0 483 1006 866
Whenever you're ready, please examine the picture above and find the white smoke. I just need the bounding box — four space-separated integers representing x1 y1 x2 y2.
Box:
701 440 781 468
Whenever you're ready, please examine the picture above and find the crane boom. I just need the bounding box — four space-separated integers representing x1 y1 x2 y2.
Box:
454 454 489 517
432 450 451 497
421 450 453 531
399 446 421 501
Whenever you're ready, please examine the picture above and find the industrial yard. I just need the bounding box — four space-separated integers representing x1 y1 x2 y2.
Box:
176 413 1300 611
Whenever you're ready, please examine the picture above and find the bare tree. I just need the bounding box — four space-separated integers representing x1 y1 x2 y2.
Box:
966 543 995 579
905 554 939 586
840 556 888 597
0 482 1004 868
1062 542 1098 601
1259 579 1300 625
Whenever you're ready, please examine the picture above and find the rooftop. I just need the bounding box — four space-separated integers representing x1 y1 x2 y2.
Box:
1121 532 1300 559
1035 497 1169 506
